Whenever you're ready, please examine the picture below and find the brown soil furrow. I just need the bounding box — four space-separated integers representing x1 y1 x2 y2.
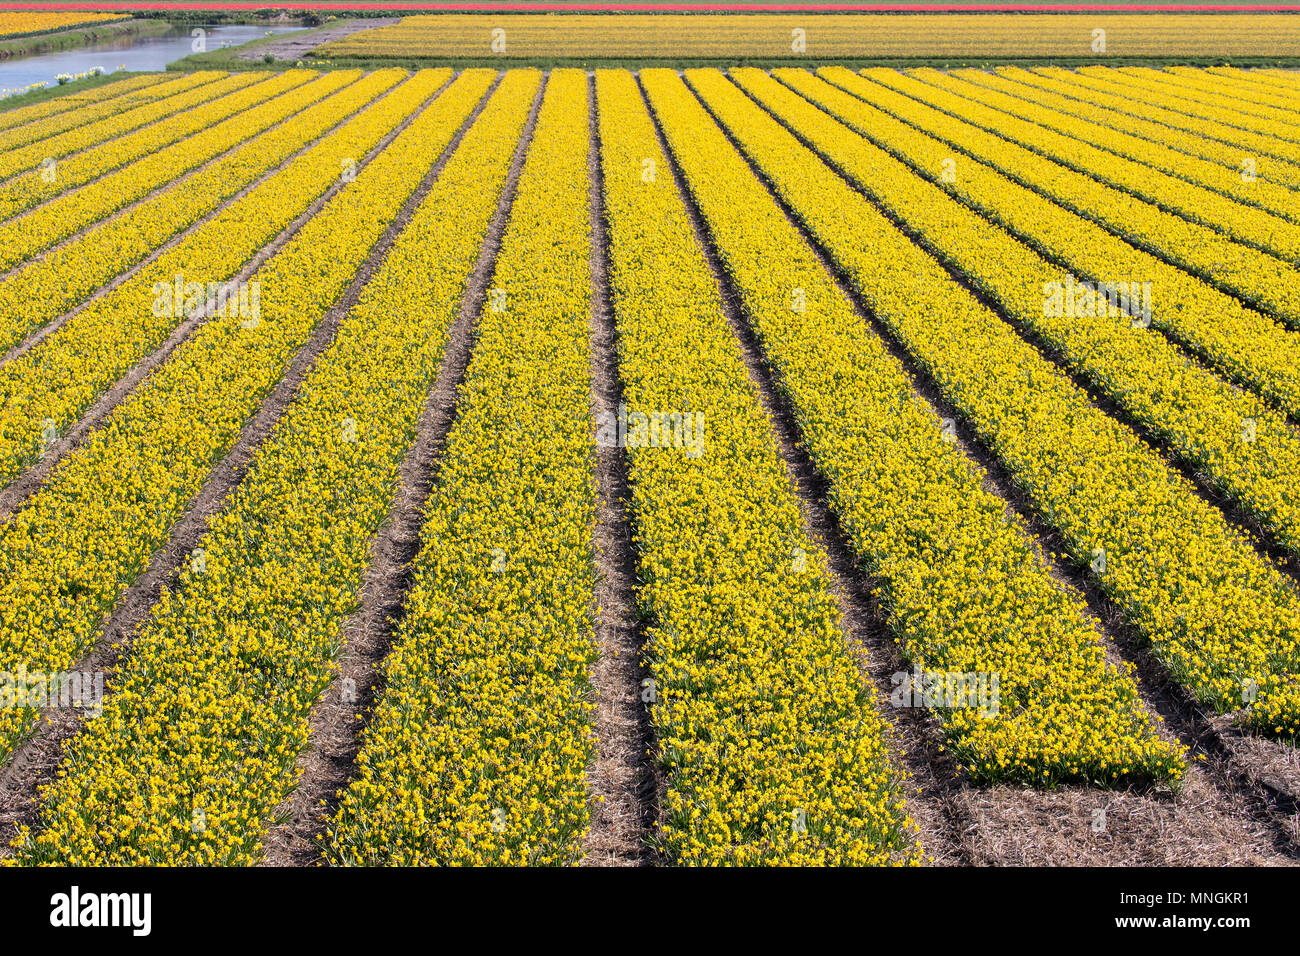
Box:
579 72 662 868
0 71 456 525
654 69 1297 867
242 18 400 62
259 71 544 868
0 74 486 855
0 71 407 371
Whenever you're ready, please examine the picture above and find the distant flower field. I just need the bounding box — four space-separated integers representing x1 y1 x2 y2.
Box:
0 12 123 40
0 58 1298 866
318 13 1300 59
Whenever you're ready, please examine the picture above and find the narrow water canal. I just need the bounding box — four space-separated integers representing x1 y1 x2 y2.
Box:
1 23 305 98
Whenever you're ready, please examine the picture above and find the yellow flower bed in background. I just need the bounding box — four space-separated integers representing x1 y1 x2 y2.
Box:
0 12 121 40
321 14 1300 60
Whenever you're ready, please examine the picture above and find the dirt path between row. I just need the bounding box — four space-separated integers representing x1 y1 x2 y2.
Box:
580 74 662 867
241 19 400 62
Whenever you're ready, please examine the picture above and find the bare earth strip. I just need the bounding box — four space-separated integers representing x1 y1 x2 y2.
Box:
648 70 1298 868
580 72 662 868
0 78 472 856
242 19 401 62
0 73 453 526
258 72 549 868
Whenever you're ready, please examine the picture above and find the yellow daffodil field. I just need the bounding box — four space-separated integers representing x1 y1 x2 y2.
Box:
318 13 1300 62
1 57 1299 868
0 13 123 41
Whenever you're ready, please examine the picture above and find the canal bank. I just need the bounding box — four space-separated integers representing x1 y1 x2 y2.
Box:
0 21 307 99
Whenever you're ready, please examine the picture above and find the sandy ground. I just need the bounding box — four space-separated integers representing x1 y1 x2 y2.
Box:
240 19 400 62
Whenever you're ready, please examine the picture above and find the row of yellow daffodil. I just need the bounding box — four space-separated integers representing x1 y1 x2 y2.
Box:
1081 64 1300 122
595 68 919 863
1158 80 1300 740
678 67 1300 735
641 67 1181 787
0 70 361 357
933 69 1300 227
0 71 314 252
1012 67 1300 174
1227 67 1300 83
900 68 1300 270
1071 67 1300 158
16 70 538 866
0 71 217 153
828 69 1300 335
789 68 1300 423
952 68 1300 212
1099 64 1300 128
734 69 1300 559
1153 67 1300 124
0 73 168 137
0 68 473 767
1038 65 1300 180
0 72 233 181
326 69 602 867
1208 70 1300 113
1230 68 1300 95
0 70 413 487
